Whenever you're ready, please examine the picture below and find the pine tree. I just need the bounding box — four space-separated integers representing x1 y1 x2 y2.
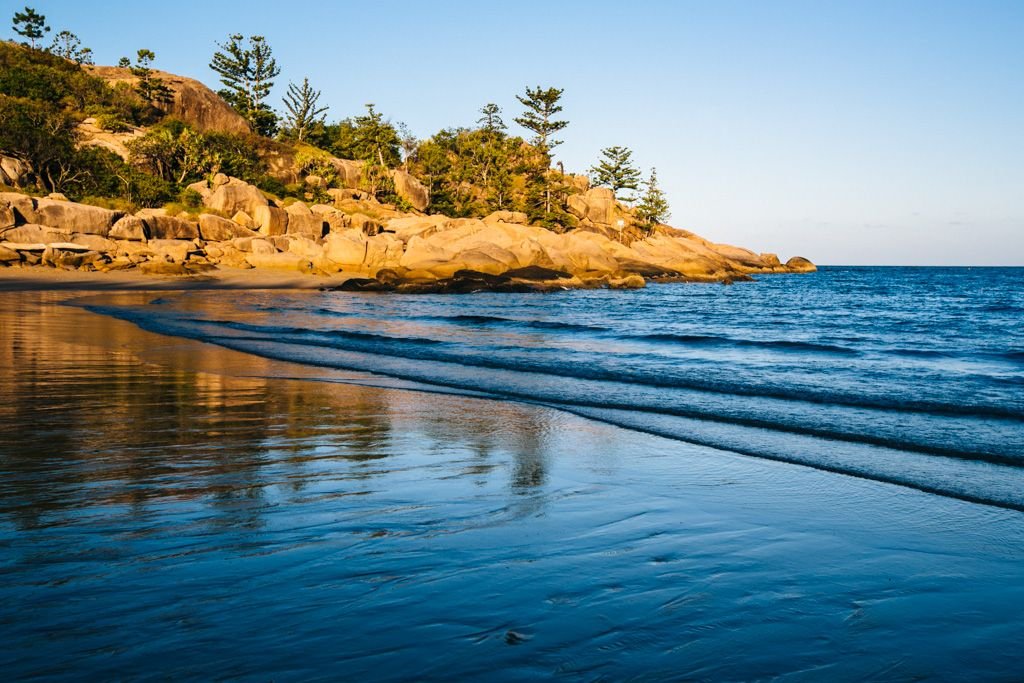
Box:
49 30 93 65
589 146 641 202
281 78 328 142
122 49 174 108
12 7 49 48
209 34 280 136
477 103 505 133
635 168 671 229
514 86 568 152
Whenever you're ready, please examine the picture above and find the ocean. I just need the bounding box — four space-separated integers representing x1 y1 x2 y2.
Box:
1 266 1022 679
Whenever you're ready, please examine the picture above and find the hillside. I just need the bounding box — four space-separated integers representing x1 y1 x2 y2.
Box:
0 40 815 289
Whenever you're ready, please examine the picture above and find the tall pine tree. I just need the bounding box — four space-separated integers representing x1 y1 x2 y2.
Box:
209 34 280 136
589 146 641 202
281 78 328 142
635 167 671 230
514 86 568 152
11 7 49 48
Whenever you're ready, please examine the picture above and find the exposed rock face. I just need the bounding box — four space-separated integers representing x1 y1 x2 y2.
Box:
88 66 251 135
22 199 123 237
75 118 146 161
390 170 429 211
198 214 260 242
0 156 29 188
567 188 617 226
0 187 815 285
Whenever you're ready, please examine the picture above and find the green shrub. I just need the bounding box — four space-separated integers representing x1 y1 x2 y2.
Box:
179 187 203 208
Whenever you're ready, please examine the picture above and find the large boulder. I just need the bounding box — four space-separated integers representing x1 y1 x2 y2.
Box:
284 202 325 239
28 198 123 237
566 188 616 226
203 175 269 217
147 215 200 240
0 156 29 188
483 210 529 225
148 239 198 263
390 169 430 211
0 193 35 224
198 214 260 241
0 224 70 244
251 205 288 236
89 66 251 134
0 244 20 263
109 216 150 241
786 256 817 273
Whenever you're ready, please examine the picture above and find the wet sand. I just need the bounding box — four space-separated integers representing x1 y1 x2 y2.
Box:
2 287 1023 679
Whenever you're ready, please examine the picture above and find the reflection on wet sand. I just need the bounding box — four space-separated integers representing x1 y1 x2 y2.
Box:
0 292 556 534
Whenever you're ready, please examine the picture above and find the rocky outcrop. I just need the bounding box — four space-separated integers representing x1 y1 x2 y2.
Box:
0 185 815 286
0 156 29 188
88 66 251 135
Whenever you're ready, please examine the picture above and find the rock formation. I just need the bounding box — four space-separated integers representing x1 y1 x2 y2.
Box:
0 177 816 291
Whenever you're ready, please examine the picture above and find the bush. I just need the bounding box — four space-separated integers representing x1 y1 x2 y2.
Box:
179 187 203 208
95 112 133 133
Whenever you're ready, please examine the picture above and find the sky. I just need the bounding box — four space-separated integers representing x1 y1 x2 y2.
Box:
10 0 1024 265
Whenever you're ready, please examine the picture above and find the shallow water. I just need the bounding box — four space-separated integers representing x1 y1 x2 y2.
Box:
1 270 1023 680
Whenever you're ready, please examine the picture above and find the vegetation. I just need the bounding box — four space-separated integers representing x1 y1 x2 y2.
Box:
11 6 48 48
635 168 671 228
2 6 678 232
209 34 280 136
281 78 327 143
590 146 641 202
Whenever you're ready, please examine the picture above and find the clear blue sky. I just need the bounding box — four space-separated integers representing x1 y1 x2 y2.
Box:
12 0 1024 265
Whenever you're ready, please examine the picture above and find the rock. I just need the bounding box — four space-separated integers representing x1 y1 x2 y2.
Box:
42 247 104 270
47 193 69 201
284 202 326 239
609 274 646 289
328 159 365 188
348 213 383 235
285 236 324 259
70 234 119 252
29 198 124 237
327 188 368 203
390 169 430 211
323 233 368 268
138 260 191 276
305 174 327 188
198 213 260 241
109 216 150 241
249 238 279 256
205 177 269 217
0 200 13 231
504 265 570 281
386 216 451 241
760 253 782 267
0 224 71 244
0 192 35 223
251 205 288 236
231 210 257 229
148 239 200 263
0 156 30 187
245 251 314 272
484 210 529 225
147 215 200 240
566 188 616 226
89 66 251 134
210 244 252 269
786 256 817 272
0 244 20 263
186 180 213 202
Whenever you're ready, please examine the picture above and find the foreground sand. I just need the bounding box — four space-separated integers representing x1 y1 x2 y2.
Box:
0 266 351 291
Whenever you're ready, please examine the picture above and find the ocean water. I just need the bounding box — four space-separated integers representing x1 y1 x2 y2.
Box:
1 267 1023 680
92 266 1024 510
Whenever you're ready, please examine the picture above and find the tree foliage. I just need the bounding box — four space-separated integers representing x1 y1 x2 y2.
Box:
209 34 280 136
635 167 670 228
514 86 568 152
589 146 641 202
121 49 173 108
49 30 93 65
477 103 505 133
281 77 327 142
127 120 264 186
11 6 49 48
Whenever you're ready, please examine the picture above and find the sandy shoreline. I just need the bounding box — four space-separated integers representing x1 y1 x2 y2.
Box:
0 265 352 291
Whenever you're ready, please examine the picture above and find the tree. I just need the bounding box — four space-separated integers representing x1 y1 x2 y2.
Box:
0 94 75 191
396 122 418 170
122 49 173 108
477 103 505 133
589 146 641 202
281 77 327 142
635 167 670 228
514 86 567 152
209 34 280 136
49 30 93 65
12 7 49 49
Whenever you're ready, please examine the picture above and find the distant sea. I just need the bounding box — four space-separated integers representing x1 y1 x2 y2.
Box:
1 266 1022 679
